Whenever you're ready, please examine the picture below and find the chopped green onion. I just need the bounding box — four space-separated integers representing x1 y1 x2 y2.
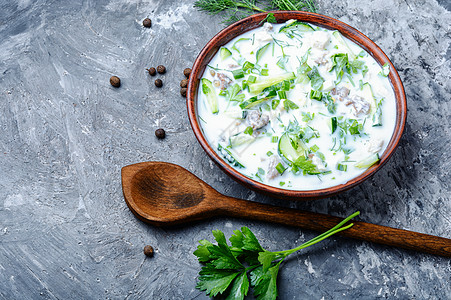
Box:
310 144 319 152
232 69 245 79
242 80 249 91
244 126 253 135
243 61 255 72
337 163 348 171
219 90 227 96
281 80 291 91
272 99 280 109
309 90 322 100
266 151 273 156
278 90 287 99
283 99 299 111
248 75 257 83
271 136 279 143
258 167 265 175
260 69 269 76
275 163 286 174
279 181 286 186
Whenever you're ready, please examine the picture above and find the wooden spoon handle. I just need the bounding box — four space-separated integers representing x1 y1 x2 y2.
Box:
219 196 451 257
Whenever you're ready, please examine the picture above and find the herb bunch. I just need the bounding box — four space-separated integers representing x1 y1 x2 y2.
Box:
194 0 317 24
194 211 359 299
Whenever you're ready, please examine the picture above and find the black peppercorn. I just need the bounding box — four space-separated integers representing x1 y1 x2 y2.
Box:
143 245 154 257
157 65 166 74
154 79 163 87
180 88 187 97
155 128 165 139
110 76 121 87
180 79 188 88
147 67 156 76
143 18 152 28
183 68 191 78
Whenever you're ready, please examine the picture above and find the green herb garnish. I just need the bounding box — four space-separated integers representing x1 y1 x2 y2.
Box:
307 66 324 90
379 63 390 77
194 2 317 25
244 126 254 135
194 212 359 299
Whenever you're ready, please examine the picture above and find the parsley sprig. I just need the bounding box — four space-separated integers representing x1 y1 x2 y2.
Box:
194 211 359 299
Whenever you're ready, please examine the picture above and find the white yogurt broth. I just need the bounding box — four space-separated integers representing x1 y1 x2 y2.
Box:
197 20 396 190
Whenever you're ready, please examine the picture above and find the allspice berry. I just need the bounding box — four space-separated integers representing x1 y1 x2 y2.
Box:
180 79 188 88
183 68 191 78
143 18 152 28
157 65 166 74
147 67 156 76
180 88 187 97
154 79 163 87
110 76 121 87
155 128 165 139
143 245 154 257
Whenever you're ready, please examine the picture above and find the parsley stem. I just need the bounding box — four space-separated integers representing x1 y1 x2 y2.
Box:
273 211 360 256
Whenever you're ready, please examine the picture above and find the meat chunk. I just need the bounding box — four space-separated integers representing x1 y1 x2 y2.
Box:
262 22 273 32
331 87 350 101
255 22 274 46
217 72 232 90
311 155 327 172
345 95 370 116
311 31 331 49
310 51 332 69
267 155 282 180
246 110 269 130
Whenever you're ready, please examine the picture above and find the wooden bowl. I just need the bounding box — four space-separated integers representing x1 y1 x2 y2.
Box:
186 11 407 200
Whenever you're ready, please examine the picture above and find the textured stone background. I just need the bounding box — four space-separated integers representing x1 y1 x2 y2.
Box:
0 0 450 299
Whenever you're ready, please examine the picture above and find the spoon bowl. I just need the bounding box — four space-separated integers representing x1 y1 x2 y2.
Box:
122 161 225 225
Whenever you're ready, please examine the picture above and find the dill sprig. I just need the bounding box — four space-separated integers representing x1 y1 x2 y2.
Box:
194 0 317 24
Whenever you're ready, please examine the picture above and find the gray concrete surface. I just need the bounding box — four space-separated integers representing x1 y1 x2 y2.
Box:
1 0 450 299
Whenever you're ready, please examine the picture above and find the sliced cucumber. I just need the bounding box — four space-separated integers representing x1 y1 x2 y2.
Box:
372 100 383 127
249 72 296 94
220 47 232 60
355 153 380 169
329 117 338 133
201 78 218 114
362 83 382 126
229 133 257 148
332 31 356 60
279 21 315 33
217 143 244 168
278 133 307 164
256 42 271 63
239 94 276 109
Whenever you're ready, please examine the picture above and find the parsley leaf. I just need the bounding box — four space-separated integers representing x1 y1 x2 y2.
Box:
193 239 214 262
228 271 250 300
250 263 281 300
196 266 242 297
330 53 365 84
226 83 245 102
307 66 324 90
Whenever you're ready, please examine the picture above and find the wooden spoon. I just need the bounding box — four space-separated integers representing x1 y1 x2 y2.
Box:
121 161 451 257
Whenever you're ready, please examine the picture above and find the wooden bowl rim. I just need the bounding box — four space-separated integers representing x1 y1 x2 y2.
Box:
187 11 407 200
